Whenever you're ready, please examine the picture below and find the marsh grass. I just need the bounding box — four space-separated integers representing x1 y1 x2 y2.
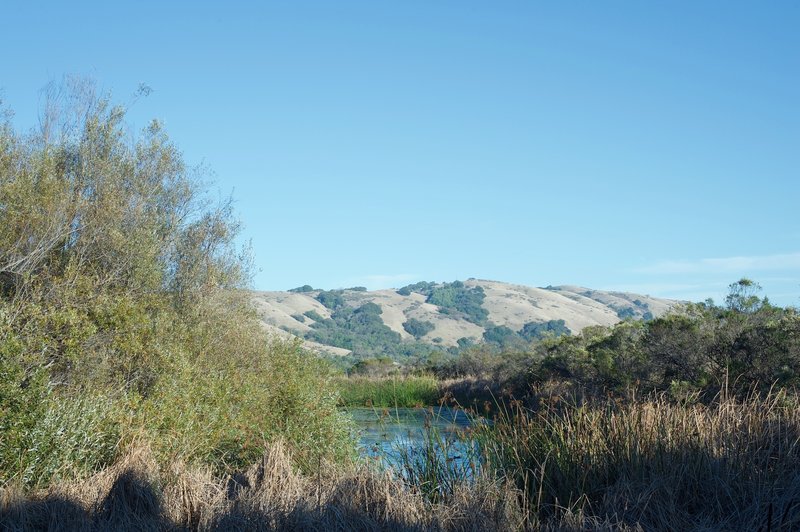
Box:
471 388 800 530
0 440 516 532
336 375 441 408
4 388 800 530
384 386 800 529
394 408 481 504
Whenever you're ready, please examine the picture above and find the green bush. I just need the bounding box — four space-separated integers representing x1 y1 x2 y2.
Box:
304 310 325 322
289 285 315 293
307 302 402 357
316 290 346 310
482 325 519 348
0 82 356 489
426 281 488 325
403 318 435 339
13 394 124 488
137 334 356 472
396 281 488 325
519 319 570 341
397 281 436 296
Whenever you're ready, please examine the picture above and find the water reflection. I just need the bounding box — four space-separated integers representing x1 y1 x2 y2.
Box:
347 406 479 476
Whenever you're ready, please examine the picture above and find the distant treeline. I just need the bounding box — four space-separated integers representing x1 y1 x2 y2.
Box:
425 279 800 403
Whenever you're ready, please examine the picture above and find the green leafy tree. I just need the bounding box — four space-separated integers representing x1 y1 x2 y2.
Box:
519 319 571 340
725 278 766 313
316 290 346 310
0 81 352 486
482 325 519 347
289 285 315 293
403 318 435 339
303 310 325 321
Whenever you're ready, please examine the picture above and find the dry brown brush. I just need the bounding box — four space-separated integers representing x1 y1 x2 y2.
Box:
0 440 521 531
477 389 800 530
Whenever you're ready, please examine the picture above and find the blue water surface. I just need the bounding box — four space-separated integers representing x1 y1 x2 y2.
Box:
347 406 481 476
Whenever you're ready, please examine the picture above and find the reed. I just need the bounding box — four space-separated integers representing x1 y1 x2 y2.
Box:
471 389 800 530
336 375 441 408
4 388 800 530
0 440 514 531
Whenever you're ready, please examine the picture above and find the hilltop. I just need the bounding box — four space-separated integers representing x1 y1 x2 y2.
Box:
252 279 677 358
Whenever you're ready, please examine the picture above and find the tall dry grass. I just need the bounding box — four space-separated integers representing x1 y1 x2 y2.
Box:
476 388 800 530
0 440 518 531
3 390 799 531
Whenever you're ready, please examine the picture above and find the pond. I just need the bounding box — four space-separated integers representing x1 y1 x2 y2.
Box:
347 406 481 476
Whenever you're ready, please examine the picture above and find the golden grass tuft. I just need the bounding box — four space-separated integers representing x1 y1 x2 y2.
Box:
1 439 511 531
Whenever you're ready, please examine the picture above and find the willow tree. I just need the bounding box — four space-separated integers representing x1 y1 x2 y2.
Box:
0 79 252 390
1 81 352 487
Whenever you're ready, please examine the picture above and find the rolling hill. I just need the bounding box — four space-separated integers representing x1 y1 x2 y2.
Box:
252 279 678 358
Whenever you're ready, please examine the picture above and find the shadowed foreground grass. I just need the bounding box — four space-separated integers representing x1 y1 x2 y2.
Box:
0 441 522 532
472 387 800 530
3 390 800 531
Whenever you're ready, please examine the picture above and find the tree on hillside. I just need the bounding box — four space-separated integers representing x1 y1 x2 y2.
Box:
403 318 435 339
520 319 570 340
725 278 766 313
289 285 315 293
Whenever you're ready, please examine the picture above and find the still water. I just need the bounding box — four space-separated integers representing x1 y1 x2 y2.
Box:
347 406 478 472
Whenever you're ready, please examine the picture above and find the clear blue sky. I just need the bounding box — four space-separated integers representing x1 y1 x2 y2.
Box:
2 1 798 305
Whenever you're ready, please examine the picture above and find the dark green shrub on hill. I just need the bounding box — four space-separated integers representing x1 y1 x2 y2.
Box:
617 307 636 319
289 285 315 293
316 290 346 310
303 310 325 322
457 337 475 349
403 318 435 339
427 282 488 325
519 319 570 340
397 281 436 296
397 280 488 324
306 302 402 357
347 286 368 292
355 301 382 316
482 325 520 348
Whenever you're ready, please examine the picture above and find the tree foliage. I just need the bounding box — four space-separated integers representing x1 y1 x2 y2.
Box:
519 319 570 340
289 285 315 293
725 278 767 313
397 281 488 325
428 282 800 401
403 318 435 339
0 81 351 487
316 290 346 310
306 302 403 356
482 325 520 348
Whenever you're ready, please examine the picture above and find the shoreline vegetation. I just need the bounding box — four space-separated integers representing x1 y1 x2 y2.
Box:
336 375 441 408
2 85 800 530
3 388 799 530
